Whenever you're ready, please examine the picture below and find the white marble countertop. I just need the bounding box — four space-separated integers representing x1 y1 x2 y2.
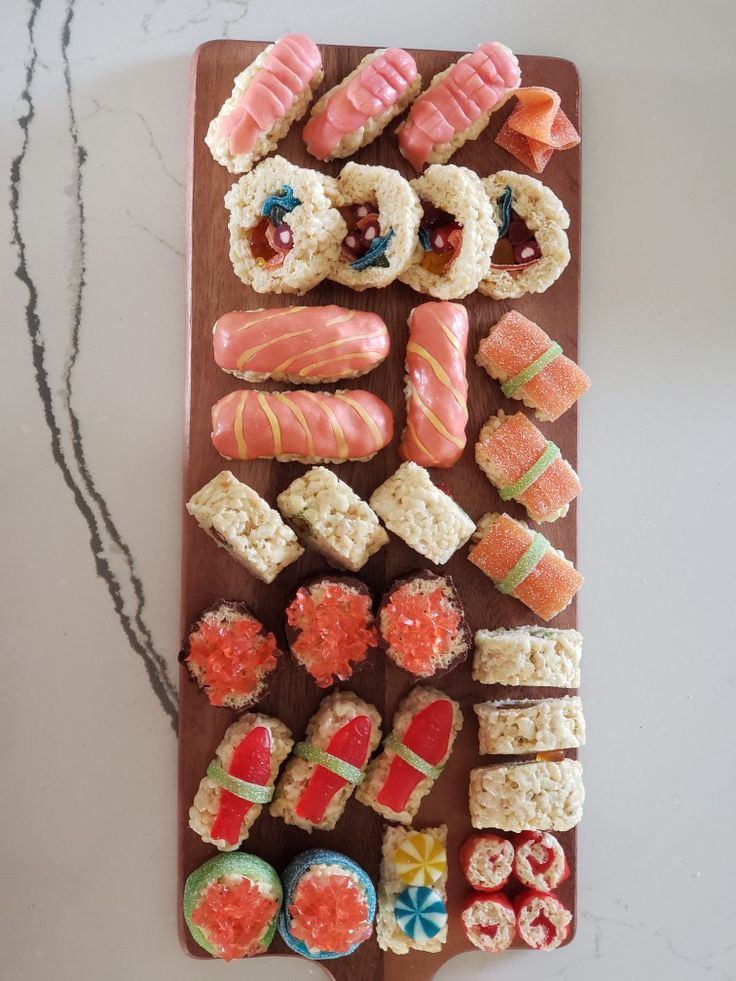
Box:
3 1 735 979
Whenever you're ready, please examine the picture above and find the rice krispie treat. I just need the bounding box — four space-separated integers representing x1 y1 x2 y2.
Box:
225 156 346 294
369 462 475 565
474 696 586 755
461 892 516 953
186 470 303 583
514 889 572 949
469 759 584 832
277 466 388 571
473 626 582 687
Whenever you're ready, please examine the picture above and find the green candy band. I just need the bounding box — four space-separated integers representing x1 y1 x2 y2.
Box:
384 732 444 780
499 442 561 501
206 761 274 804
501 342 563 398
293 741 364 785
495 532 550 595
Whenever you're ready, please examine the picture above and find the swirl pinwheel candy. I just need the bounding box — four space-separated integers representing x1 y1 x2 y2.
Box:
468 513 583 621
271 691 382 832
397 42 521 172
459 833 514 892
475 411 580 522
469 759 584 832
206 35 323 174
514 889 572 949
461 891 516 953
189 713 292 850
211 389 394 464
496 87 580 174
304 48 421 161
513 831 570 893
399 300 469 468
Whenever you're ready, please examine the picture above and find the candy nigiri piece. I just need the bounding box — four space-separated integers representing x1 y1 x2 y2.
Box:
397 42 521 172
304 48 421 161
468 513 583 621
476 311 590 422
496 87 580 174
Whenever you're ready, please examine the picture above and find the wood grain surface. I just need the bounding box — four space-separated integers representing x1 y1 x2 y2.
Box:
180 39 582 979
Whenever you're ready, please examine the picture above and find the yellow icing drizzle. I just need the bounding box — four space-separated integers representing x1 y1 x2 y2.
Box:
273 329 385 373
229 306 306 336
333 392 383 451
256 392 283 458
414 393 465 447
233 391 249 458
235 326 314 370
405 414 438 464
273 393 315 459
407 341 466 409
305 393 348 458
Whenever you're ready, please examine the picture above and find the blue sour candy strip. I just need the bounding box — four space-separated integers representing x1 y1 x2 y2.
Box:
261 184 301 219
350 228 395 270
418 226 431 251
498 185 513 237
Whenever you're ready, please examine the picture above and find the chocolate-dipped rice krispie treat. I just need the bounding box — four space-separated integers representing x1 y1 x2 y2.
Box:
377 570 471 678
189 713 293 850
473 626 582 687
225 156 346 294
278 467 388 571
271 690 382 832
469 758 585 832
474 696 586 755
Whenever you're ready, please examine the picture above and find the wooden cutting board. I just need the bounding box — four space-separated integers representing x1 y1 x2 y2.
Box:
180 39 581 979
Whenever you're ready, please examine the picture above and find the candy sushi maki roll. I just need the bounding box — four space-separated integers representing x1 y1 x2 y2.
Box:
469 759 585 832
472 625 583 688
327 162 422 289
461 891 516 953
474 696 586 755
183 853 282 960
225 156 346 294
513 831 570 893
189 713 292 850
205 34 323 174
377 570 471 679
278 849 376 959
514 889 572 949
459 833 514 892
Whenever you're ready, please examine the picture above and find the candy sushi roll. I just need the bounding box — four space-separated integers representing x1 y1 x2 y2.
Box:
514 889 572 949
469 759 585 832
476 311 591 422
183 852 282 960
186 471 303 583
459 833 514 892
473 626 582 688
327 162 422 290
271 690 382 832
376 824 449 954
369 461 475 565
468 513 583 621
476 411 580 523
225 156 346 294
399 301 469 469
181 601 282 709
205 35 323 174
356 686 462 824
304 48 421 161
278 849 376 959
283 575 379 687
461 891 516 953
399 165 497 299
513 831 570 893
278 467 388 571
397 42 521 172
474 696 586 755
377 570 471 678
189 713 292 850
212 305 391 384
480 171 571 299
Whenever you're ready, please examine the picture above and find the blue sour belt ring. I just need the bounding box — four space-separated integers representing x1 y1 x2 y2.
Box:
498 185 513 237
261 184 301 224
351 228 395 270
394 886 447 943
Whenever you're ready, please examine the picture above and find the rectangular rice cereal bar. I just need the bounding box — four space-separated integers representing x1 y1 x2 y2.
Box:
474 696 586 755
469 759 584 832
473 626 582 687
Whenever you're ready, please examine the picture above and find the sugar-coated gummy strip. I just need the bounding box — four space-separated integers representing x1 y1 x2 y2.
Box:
501 342 562 397
293 741 365 785
498 442 561 500
206 761 275 804
384 732 444 780
495 532 549 594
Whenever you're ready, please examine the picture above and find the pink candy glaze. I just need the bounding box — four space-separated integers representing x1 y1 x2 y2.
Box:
398 42 520 172
303 48 418 160
219 35 322 156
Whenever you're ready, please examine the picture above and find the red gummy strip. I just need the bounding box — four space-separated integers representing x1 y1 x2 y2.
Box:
296 715 372 824
376 699 452 812
211 726 272 844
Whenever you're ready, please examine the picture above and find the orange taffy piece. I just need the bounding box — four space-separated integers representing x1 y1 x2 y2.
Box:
495 87 580 174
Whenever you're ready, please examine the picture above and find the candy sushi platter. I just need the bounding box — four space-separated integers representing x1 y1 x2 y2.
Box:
179 37 585 978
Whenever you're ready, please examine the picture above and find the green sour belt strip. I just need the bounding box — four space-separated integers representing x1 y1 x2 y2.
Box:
384 732 444 780
206 760 274 804
293 741 364 785
501 342 563 398
499 442 561 501
495 532 550 595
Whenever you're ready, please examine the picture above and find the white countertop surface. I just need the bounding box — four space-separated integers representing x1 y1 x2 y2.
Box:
3 1 735 979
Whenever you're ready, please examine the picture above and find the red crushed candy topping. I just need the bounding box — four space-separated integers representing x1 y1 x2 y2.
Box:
191 877 278 961
383 585 461 675
289 874 370 953
286 584 377 687
187 615 278 706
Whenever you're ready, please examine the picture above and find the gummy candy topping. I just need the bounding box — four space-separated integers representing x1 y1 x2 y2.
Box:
289 873 371 954
377 698 453 812
296 715 373 824
186 616 278 706
210 726 273 845
491 188 541 270
383 584 461 676
191 877 279 961
286 584 377 687
418 200 463 274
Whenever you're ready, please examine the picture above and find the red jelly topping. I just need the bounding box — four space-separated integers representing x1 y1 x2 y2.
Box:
530 909 557 946
191 877 278 961
186 615 278 707
286 584 377 687
340 203 381 262
383 585 461 676
289 874 370 954
479 923 500 939
249 218 291 268
296 715 372 824
210 726 272 845
419 200 463 274
376 699 453 812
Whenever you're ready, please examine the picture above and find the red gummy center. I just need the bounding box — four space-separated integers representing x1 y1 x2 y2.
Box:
383 585 460 674
530 908 557 947
289 875 370 954
211 726 272 845
479 922 500 939
187 618 278 706
376 699 453 812
191 878 278 961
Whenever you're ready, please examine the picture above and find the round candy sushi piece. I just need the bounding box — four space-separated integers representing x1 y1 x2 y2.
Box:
513 831 570 892
183 853 282 960
181 600 282 709
278 849 376 959
459 832 514 892
514 888 572 949
393 885 448 944
461 891 516 953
